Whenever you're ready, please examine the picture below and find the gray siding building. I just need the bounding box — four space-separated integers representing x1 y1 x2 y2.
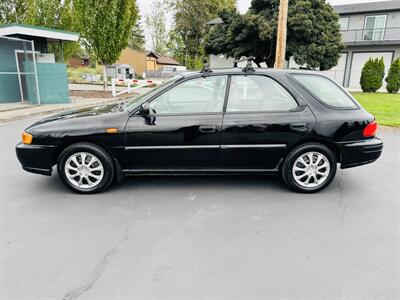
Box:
332 0 400 89
287 1 400 89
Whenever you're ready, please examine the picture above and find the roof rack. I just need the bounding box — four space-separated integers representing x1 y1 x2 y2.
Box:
233 56 256 73
200 58 213 76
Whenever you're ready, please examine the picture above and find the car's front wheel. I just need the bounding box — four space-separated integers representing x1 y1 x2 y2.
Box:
58 143 115 194
281 143 337 193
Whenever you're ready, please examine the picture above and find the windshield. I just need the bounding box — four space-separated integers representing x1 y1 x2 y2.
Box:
124 75 183 111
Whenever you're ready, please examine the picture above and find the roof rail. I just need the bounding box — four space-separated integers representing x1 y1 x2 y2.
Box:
200 58 213 76
233 56 256 73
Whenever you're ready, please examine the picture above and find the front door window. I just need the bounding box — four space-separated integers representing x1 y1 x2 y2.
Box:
149 76 228 114
363 15 386 41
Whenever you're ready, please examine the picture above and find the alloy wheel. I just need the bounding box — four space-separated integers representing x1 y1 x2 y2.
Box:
64 152 104 189
292 151 330 188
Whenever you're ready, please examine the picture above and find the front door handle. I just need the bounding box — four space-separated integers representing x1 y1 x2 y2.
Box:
199 125 217 133
290 123 308 132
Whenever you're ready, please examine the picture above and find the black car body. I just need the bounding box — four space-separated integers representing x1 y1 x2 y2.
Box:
16 68 383 193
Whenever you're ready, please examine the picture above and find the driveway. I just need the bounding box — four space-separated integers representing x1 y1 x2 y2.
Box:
1 117 399 299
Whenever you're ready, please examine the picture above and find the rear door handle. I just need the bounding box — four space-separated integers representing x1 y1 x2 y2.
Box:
199 125 217 133
290 123 308 131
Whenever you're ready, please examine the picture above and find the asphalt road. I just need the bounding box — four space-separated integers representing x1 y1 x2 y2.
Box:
1 117 399 300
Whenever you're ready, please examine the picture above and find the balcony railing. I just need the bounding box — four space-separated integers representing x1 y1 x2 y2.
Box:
340 27 400 43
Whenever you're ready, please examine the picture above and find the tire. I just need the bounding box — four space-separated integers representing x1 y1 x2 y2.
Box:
281 143 337 193
57 142 115 194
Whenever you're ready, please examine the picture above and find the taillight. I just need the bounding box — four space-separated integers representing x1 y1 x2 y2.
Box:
363 120 377 138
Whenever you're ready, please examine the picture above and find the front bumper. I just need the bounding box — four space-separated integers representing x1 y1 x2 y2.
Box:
337 138 383 169
16 143 57 176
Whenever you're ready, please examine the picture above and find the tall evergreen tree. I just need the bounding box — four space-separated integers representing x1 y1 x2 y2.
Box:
360 58 383 92
205 0 344 69
129 15 145 51
74 0 139 89
385 58 400 93
145 0 168 55
169 0 235 69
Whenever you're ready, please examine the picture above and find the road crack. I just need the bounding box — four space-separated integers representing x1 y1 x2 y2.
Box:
62 220 134 300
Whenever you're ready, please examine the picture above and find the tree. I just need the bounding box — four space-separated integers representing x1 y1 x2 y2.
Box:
168 0 236 69
378 57 385 81
129 14 145 51
74 0 139 90
0 0 28 24
146 0 168 55
166 30 186 64
360 58 383 93
205 0 344 69
385 58 400 93
22 0 80 61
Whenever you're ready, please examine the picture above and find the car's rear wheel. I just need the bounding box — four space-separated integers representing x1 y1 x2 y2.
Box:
281 143 337 193
58 143 115 194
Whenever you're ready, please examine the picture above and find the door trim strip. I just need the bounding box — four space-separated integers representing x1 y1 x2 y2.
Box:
221 144 287 149
124 144 287 150
125 145 219 150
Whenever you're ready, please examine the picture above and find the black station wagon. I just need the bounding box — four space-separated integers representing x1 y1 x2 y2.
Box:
16 65 383 194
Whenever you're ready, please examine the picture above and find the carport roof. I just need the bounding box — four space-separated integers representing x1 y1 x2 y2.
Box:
0 23 79 42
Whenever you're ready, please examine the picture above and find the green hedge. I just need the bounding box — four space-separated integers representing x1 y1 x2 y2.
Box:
385 58 400 93
360 57 384 92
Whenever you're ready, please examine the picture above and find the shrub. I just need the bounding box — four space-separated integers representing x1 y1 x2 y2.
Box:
385 58 400 93
360 58 384 92
378 57 385 81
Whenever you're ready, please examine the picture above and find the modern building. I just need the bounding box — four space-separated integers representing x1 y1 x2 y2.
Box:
329 0 400 89
0 23 79 104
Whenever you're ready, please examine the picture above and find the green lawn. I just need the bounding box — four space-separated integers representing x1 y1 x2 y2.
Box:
352 92 400 127
67 66 103 83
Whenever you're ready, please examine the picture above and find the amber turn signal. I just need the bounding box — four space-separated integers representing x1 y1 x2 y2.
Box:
22 131 33 144
106 128 118 134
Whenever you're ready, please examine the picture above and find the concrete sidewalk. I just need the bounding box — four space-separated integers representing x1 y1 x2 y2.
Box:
0 97 123 126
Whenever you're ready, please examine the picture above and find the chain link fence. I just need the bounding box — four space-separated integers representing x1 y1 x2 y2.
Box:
0 36 40 104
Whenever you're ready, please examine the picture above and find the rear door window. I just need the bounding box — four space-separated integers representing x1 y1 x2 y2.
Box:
226 75 298 112
292 74 358 109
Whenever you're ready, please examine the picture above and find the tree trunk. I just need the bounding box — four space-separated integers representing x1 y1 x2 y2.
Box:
103 65 108 92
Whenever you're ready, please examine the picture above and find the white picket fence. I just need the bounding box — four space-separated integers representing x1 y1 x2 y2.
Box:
111 78 154 97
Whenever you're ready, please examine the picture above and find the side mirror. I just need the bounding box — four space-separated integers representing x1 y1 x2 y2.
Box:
140 102 150 115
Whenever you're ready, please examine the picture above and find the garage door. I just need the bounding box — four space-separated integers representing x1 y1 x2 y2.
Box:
349 52 393 89
322 53 347 86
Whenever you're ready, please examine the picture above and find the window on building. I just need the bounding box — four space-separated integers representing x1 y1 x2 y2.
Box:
363 15 386 41
339 17 349 31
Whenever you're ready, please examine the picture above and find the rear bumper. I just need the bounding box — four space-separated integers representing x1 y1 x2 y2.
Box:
16 143 56 176
337 138 383 169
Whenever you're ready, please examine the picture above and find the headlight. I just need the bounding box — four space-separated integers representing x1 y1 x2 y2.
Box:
22 131 33 144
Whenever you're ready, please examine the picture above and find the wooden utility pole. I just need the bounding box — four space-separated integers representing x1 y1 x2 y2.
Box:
274 0 289 69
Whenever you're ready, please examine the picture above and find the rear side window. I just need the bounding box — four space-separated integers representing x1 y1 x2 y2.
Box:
292 74 358 109
226 75 297 112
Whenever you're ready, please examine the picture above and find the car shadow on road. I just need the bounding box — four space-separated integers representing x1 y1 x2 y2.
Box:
116 174 287 192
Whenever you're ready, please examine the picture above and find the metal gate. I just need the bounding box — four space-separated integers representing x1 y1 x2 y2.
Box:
0 35 40 104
